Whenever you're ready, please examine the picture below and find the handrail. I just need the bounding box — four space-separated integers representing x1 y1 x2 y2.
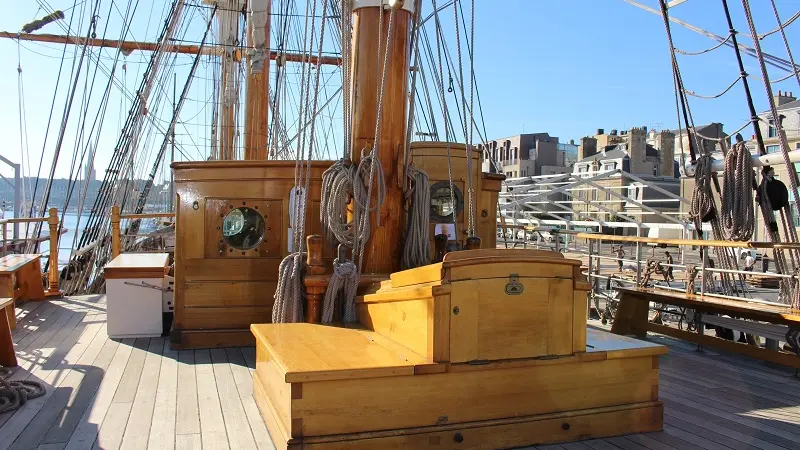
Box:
119 212 175 220
0 208 63 298
574 232 800 250
110 205 175 258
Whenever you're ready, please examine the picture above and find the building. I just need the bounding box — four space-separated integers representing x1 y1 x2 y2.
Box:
571 127 681 225
479 133 574 178
756 90 800 154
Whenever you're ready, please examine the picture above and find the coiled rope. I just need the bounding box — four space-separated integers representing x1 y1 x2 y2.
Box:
721 140 754 241
689 153 715 233
402 166 431 270
322 257 359 324
0 367 46 414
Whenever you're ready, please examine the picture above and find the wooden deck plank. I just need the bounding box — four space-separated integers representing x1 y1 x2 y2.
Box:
111 338 150 404
93 402 133 450
5 321 106 450
40 332 119 445
224 348 273 450
662 424 736 450
581 440 624 450
663 399 793 450
11 301 57 340
624 432 686 450
148 340 178 450
63 338 136 450
660 386 800 443
175 350 200 436
174 434 202 450
194 349 230 450
120 338 164 450
210 349 257 450
664 414 770 450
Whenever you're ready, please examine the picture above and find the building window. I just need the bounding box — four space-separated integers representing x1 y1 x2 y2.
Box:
603 162 616 171
767 144 780 154
769 119 777 138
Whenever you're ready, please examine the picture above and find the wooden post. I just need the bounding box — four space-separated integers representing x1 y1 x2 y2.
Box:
45 207 63 298
244 0 271 160
350 1 412 274
304 235 327 323
111 205 121 259
1 222 6 256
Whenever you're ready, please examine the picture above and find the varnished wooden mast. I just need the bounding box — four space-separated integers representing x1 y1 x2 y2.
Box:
244 0 271 160
217 1 240 160
350 1 412 274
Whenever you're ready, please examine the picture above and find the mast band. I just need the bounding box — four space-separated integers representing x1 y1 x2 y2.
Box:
353 0 414 13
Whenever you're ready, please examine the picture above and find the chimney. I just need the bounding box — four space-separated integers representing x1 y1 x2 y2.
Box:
657 130 675 178
775 90 796 106
628 127 647 174
597 128 605 136
578 137 597 160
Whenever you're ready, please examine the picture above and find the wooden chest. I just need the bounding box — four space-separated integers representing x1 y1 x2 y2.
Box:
358 249 589 363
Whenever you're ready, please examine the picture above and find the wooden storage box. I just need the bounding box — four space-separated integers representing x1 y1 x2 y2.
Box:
251 324 664 449
358 249 589 363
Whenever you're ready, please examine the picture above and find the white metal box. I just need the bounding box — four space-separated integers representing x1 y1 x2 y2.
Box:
105 253 170 338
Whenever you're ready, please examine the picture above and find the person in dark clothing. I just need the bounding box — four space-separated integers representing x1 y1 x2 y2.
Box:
664 251 674 281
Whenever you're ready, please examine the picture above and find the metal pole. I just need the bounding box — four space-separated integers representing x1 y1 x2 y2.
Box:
700 246 707 296
13 163 20 239
636 225 643 285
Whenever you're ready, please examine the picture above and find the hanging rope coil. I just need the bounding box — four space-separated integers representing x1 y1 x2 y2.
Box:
689 153 716 232
272 252 307 324
0 367 46 414
402 166 431 270
721 141 754 241
322 257 359 324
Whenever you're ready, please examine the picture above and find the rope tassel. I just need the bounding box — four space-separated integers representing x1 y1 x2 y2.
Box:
272 252 306 323
322 257 359 324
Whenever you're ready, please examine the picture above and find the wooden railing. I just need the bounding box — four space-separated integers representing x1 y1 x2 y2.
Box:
110 205 175 258
0 207 62 297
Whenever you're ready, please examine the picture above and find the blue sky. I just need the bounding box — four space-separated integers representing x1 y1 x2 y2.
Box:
1 0 799 183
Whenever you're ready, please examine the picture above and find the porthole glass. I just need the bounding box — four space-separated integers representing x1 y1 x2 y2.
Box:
429 181 463 223
222 206 265 250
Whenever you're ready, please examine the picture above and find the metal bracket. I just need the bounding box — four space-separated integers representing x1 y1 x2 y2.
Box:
505 274 524 295
123 281 167 292
353 0 414 12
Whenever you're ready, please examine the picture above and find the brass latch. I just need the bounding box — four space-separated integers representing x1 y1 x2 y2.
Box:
505 274 524 295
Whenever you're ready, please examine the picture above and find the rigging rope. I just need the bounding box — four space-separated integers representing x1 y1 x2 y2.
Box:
721 139 755 241
402 166 431 269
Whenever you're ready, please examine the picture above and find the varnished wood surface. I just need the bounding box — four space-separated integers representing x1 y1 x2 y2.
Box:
0 254 40 272
103 253 170 279
3 296 800 449
617 287 800 324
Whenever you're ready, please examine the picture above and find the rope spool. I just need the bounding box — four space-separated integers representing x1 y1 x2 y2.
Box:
0 367 46 414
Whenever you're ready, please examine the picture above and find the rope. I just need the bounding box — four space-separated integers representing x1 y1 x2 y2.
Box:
684 75 742 99
402 166 431 269
689 153 715 233
322 257 359 324
0 367 46 414
686 266 698 295
766 0 800 93
721 140 754 241
272 252 306 323
674 32 733 56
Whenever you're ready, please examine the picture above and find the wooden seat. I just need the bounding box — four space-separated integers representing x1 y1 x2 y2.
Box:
0 254 47 331
611 286 800 367
0 297 16 367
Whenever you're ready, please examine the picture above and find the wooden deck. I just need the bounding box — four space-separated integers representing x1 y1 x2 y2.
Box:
1 296 799 450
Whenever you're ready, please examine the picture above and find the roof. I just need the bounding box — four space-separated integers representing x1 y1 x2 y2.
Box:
759 99 800 116
577 144 661 163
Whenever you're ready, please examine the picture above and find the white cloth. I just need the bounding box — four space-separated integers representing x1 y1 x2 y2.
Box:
744 255 755 269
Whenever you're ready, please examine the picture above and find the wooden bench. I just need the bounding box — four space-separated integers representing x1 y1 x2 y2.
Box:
611 286 800 368
1 297 16 366
0 254 47 331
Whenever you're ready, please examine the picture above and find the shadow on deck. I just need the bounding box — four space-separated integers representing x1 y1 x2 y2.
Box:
1 295 799 450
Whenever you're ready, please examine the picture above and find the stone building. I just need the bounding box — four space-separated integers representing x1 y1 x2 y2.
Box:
479 133 572 178
572 127 681 225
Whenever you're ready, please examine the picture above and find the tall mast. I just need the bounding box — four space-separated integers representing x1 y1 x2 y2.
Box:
215 0 243 160
244 0 271 160
350 0 413 274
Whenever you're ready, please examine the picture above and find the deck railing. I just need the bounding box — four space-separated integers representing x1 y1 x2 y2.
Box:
110 205 176 258
0 207 62 297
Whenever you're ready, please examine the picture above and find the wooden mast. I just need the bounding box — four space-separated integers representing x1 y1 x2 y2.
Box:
216 0 242 160
350 0 413 274
244 0 271 160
